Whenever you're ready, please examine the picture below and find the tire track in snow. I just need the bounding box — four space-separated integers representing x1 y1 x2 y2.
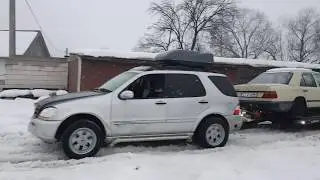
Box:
1 127 320 171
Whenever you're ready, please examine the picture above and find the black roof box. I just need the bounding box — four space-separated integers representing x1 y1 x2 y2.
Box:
153 50 214 71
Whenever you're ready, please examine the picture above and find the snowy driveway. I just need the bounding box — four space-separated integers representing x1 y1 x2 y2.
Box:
1 99 320 180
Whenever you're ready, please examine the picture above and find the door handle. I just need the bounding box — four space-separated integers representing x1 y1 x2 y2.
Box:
303 89 309 93
155 101 167 105
198 100 208 104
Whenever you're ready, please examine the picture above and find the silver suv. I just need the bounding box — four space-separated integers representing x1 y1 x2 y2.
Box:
28 51 243 159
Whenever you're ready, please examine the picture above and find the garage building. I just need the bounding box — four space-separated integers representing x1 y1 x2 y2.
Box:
67 50 320 92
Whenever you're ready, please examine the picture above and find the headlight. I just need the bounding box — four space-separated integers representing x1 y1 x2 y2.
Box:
39 107 57 119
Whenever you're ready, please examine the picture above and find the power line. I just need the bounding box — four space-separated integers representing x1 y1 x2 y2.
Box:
24 0 64 54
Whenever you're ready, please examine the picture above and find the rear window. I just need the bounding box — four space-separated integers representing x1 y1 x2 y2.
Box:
314 74 320 86
208 76 237 97
300 73 317 87
248 72 293 84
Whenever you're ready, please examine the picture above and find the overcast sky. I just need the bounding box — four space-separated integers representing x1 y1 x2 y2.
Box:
0 0 319 57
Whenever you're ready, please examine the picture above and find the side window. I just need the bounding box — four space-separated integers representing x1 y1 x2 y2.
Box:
165 74 206 98
313 74 320 87
300 73 317 87
125 74 165 99
208 76 237 97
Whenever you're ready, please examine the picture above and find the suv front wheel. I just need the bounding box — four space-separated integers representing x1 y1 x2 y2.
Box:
193 117 229 148
61 120 104 159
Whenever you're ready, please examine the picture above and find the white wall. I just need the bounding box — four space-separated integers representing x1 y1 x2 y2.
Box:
0 59 6 89
0 56 68 90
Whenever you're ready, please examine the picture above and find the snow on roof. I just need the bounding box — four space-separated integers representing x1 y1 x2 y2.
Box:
70 49 156 60
267 68 315 72
215 57 320 69
0 31 37 57
70 49 320 70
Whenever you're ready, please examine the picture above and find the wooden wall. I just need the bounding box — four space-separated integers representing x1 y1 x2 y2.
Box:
0 56 68 90
67 55 80 92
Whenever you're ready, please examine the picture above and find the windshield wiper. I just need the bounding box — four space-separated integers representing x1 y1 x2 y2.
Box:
93 88 112 93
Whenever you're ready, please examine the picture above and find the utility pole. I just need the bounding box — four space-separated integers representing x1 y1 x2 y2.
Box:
9 0 16 57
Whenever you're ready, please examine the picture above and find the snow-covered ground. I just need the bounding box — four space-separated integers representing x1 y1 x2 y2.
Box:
1 99 320 180
0 89 68 98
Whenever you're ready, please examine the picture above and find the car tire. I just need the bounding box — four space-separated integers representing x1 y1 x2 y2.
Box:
61 120 104 159
271 113 293 129
194 117 229 148
290 98 306 119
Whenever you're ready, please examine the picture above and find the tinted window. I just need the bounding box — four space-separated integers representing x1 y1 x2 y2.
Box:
313 74 320 86
301 73 317 87
126 74 165 99
248 72 293 84
208 76 237 97
165 74 206 98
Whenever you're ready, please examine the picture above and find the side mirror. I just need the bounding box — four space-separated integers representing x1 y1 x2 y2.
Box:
119 90 134 100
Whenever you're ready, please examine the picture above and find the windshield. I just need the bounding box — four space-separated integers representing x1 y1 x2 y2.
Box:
249 72 293 84
98 71 138 92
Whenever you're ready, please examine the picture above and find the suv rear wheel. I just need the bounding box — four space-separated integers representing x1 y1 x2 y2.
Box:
194 117 229 148
62 120 103 159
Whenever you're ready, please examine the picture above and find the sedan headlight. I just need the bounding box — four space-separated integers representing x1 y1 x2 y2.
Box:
39 107 57 119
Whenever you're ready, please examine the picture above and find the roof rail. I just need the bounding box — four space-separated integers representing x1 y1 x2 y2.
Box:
129 66 154 71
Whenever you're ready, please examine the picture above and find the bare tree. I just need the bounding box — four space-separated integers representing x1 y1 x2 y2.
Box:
264 29 285 60
286 8 320 63
210 8 277 59
180 0 236 50
136 31 175 52
136 0 236 52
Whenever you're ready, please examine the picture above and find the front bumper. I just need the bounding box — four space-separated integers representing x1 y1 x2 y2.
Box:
28 118 61 143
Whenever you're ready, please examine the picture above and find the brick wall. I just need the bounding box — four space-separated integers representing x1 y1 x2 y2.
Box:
206 65 266 85
234 66 269 84
80 59 142 91
69 56 269 92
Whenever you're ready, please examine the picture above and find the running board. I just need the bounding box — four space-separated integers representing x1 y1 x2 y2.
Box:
106 134 192 147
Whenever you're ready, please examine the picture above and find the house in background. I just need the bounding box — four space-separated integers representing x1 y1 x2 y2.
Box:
0 31 68 90
67 49 320 92
23 31 51 58
0 31 49 57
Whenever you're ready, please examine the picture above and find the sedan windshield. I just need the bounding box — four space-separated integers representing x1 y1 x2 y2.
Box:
249 72 293 84
97 71 138 92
